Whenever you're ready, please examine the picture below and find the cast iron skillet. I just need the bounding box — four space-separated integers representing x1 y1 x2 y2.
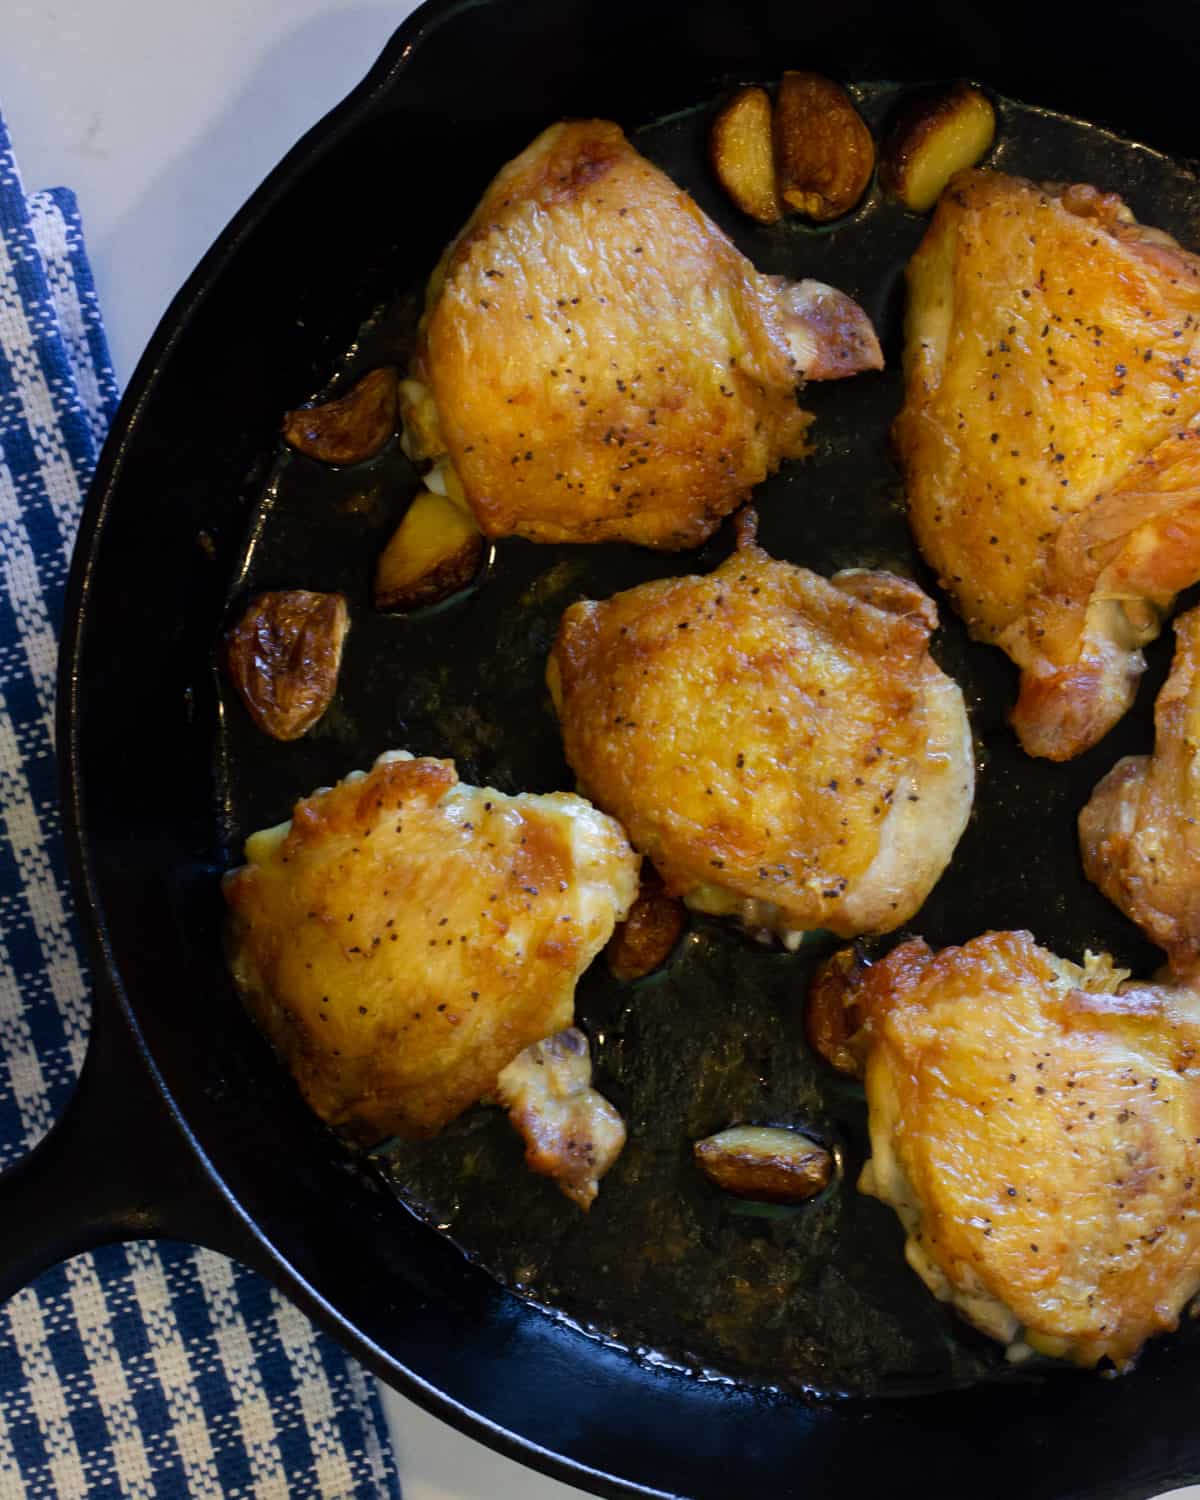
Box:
5 0 1200 1495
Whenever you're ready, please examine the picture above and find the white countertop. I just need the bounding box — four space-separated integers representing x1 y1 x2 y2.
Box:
5 7 1199 1499
2 2 580 1496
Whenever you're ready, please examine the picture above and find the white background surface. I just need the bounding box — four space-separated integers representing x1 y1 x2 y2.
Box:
2 2 581 1496
3 5 1197 1499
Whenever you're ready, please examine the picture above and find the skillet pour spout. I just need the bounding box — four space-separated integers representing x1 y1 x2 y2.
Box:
12 0 1200 1496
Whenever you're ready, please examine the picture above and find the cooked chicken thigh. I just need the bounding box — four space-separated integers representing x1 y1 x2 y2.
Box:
402 119 882 550
547 517 973 942
1080 605 1200 983
824 930 1200 1369
224 751 637 1143
896 169 1200 760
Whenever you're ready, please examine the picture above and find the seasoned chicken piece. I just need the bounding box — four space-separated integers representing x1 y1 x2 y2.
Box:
829 930 1200 1369
223 751 638 1143
547 517 973 942
1080 605 1200 983
896 169 1200 759
402 119 881 550
495 1028 625 1210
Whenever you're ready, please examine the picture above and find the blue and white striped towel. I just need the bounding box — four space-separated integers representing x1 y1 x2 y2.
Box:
0 109 402 1499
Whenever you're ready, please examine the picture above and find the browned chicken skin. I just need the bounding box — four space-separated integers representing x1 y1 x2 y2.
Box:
1080 606 1200 983
402 120 881 550
223 752 637 1143
495 1028 626 1210
896 169 1200 759
547 519 973 942
825 931 1200 1369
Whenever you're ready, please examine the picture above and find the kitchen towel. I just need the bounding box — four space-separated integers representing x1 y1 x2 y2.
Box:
0 108 401 1499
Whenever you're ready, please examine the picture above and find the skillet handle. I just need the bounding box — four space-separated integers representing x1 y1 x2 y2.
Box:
0 977 269 1300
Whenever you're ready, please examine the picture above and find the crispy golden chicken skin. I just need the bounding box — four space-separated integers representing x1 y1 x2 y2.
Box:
1081 606 1200 983
402 119 882 550
896 169 1200 760
495 1028 626 1211
223 752 637 1143
547 523 973 941
832 931 1200 1370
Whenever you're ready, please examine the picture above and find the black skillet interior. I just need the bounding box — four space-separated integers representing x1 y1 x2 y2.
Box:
67 0 1200 1495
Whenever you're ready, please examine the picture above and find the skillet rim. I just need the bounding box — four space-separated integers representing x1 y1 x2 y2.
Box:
52 3 683 1496
53 2 1200 1496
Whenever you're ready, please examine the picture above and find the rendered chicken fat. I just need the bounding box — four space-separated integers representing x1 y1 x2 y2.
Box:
224 752 638 1143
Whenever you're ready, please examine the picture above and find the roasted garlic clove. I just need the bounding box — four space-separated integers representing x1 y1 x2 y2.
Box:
374 489 484 612
806 945 871 1078
606 864 686 981
880 84 995 214
694 1125 833 1203
774 71 874 222
711 85 782 225
283 367 399 465
226 590 349 741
